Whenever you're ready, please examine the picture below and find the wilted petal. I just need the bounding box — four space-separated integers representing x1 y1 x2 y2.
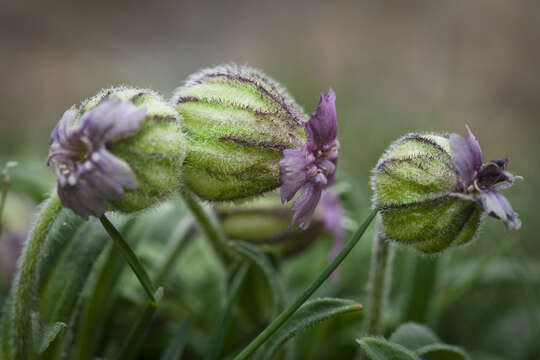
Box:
50 107 77 145
450 126 484 184
279 89 340 228
319 190 346 260
48 98 145 219
280 148 309 203
291 183 322 229
479 190 521 230
58 179 107 220
305 89 337 150
83 98 147 143
93 149 137 191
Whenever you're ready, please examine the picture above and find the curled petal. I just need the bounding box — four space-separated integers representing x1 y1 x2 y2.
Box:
291 183 322 230
83 98 147 143
50 107 77 146
58 178 107 220
280 147 309 203
479 190 521 230
86 149 137 199
305 89 337 151
450 126 483 183
49 98 145 219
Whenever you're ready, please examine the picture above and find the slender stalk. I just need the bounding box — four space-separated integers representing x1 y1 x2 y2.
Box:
99 215 156 303
363 228 393 335
154 217 196 285
1 194 62 359
232 207 380 360
181 191 236 265
116 287 164 360
206 260 250 360
404 256 438 323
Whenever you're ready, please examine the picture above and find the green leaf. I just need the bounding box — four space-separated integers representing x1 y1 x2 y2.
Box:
70 219 139 360
261 298 363 360
31 311 67 354
415 344 469 360
388 323 469 360
389 322 440 350
233 241 286 315
357 337 421 360
37 219 109 324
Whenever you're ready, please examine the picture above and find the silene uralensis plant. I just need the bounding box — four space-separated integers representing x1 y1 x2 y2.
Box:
0 63 522 360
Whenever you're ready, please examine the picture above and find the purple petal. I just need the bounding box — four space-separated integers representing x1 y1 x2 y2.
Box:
50 107 77 146
319 190 346 259
479 190 521 230
291 183 322 229
305 89 337 151
465 125 483 169
450 126 483 183
48 98 145 219
280 147 310 203
82 98 146 143
58 179 107 220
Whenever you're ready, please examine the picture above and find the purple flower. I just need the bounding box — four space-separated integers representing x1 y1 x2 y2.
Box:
280 89 339 229
48 98 147 219
449 126 521 230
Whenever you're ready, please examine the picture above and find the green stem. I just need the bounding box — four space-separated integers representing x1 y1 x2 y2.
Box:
1 194 62 360
232 207 379 360
154 217 196 285
116 287 164 360
181 191 236 265
363 228 393 335
206 260 250 360
404 256 438 323
99 215 156 303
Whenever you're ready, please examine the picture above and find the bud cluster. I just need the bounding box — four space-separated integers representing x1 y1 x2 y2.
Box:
49 65 340 229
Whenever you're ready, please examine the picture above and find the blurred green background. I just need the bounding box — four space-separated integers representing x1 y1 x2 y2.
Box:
1 1 539 359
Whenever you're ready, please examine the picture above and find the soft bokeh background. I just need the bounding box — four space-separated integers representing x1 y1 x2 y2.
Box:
1 1 539 359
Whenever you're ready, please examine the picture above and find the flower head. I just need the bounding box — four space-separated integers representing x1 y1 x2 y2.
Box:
48 98 146 219
449 126 521 229
280 89 339 229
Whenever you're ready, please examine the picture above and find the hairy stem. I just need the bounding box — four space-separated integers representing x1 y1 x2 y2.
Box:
181 191 236 265
99 215 157 304
2 194 62 359
364 227 394 335
232 207 379 360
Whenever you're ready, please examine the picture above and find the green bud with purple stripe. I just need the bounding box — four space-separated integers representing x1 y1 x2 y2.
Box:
171 64 307 201
372 133 482 253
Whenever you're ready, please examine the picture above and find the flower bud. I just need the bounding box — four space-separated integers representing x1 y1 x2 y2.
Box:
172 64 340 229
217 190 345 258
48 87 187 219
172 64 308 201
372 127 521 253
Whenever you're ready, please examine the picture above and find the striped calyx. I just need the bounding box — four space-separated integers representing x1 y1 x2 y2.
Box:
372 133 482 253
74 87 186 214
172 64 307 201
216 193 326 258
